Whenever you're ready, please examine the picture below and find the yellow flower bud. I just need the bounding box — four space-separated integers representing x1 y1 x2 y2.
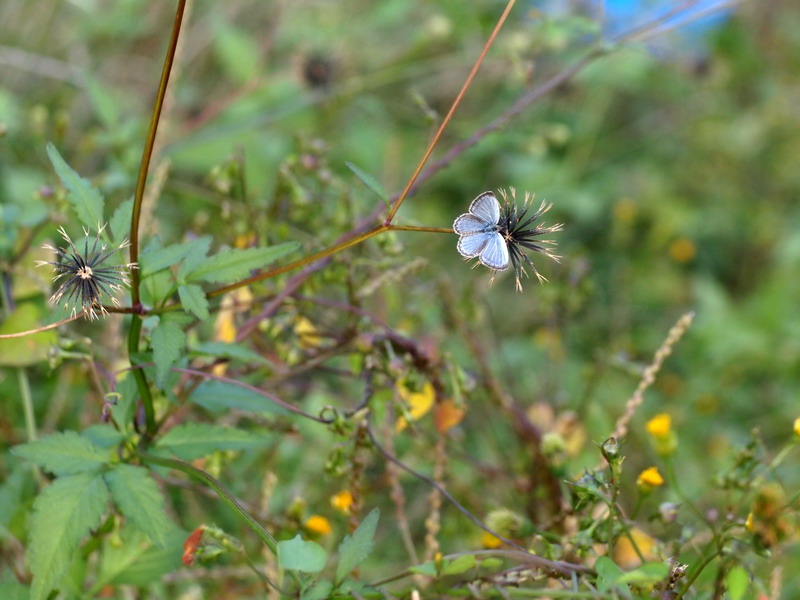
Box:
637 467 665 493
304 515 332 536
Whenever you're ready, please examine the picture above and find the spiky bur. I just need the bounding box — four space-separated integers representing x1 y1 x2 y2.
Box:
496 188 563 291
35 226 137 320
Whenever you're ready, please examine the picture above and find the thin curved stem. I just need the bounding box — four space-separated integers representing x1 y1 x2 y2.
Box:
384 0 518 224
0 314 80 339
140 452 278 554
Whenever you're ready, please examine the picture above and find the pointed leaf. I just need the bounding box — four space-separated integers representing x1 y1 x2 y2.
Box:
28 473 109 600
184 242 299 284
11 431 107 475
277 535 327 573
155 423 267 461
141 237 212 278
345 161 388 207
178 284 210 320
190 380 289 416
191 342 271 365
441 554 478 575
335 508 379 584
151 315 186 387
104 464 174 547
725 565 749 600
46 143 105 229
109 198 133 243
93 527 185 589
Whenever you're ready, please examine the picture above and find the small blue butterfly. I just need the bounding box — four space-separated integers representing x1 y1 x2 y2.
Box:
453 191 509 271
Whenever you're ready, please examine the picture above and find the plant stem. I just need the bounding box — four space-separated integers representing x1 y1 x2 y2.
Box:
126 0 187 440
140 452 278 554
384 0 518 224
18 368 37 442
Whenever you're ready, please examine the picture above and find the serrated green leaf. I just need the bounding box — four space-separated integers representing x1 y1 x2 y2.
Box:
46 143 105 229
151 315 186 387
345 161 388 208
277 535 327 573
725 565 749 600
28 472 109 600
177 236 212 281
104 464 174 547
155 423 266 460
81 424 125 449
184 242 299 284
141 237 212 278
336 508 379 584
178 284 209 320
109 198 133 243
190 380 289 415
11 431 107 475
441 554 477 575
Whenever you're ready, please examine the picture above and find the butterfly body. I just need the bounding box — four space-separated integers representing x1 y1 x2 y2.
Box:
453 191 510 271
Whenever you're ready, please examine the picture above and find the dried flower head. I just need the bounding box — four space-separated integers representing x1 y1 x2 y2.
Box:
35 226 136 320
496 188 563 291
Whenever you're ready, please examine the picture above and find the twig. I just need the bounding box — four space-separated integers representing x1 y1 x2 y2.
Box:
0 314 80 338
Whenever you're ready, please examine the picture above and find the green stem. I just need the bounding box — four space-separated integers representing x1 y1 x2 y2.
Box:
140 452 278 554
18 368 37 442
126 0 187 440
128 315 155 436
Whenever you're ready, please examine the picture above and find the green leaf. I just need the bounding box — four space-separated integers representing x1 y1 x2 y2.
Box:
104 464 174 547
81 424 125 449
11 431 107 475
151 315 186 387
0 304 58 367
345 161 389 208
725 565 749 600
277 534 327 573
28 472 109 600
141 237 212 278
595 556 624 592
155 422 266 461
0 579 30 600
301 580 334 600
177 236 212 280
191 342 272 366
109 198 133 243
84 74 119 128
408 561 437 576
617 562 669 585
46 142 105 229
184 242 299 284
213 23 261 84
178 284 209 320
441 554 478 575
335 508 379 584
92 527 185 589
190 380 289 415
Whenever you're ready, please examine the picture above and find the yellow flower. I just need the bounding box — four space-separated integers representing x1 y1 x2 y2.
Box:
480 531 503 549
793 417 800 438
330 490 354 515
304 515 332 536
745 512 754 532
613 528 659 569
637 467 665 493
395 380 435 432
646 414 672 438
669 237 696 263
294 316 323 349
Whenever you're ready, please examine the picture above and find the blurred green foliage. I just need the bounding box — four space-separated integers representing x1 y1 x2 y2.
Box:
1 0 799 598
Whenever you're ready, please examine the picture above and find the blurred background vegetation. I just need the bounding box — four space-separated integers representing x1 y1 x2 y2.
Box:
1 0 798 597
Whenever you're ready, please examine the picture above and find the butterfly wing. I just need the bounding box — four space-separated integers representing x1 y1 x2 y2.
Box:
479 232 509 271
457 232 491 258
453 213 488 235
468 192 500 225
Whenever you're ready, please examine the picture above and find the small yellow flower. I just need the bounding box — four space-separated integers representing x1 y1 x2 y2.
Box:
480 531 503 549
395 380 435 432
793 417 800 438
330 490 354 515
745 512 754 532
637 467 665 493
294 316 323 349
646 414 672 438
669 237 696 263
304 515 332 536
613 528 659 569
